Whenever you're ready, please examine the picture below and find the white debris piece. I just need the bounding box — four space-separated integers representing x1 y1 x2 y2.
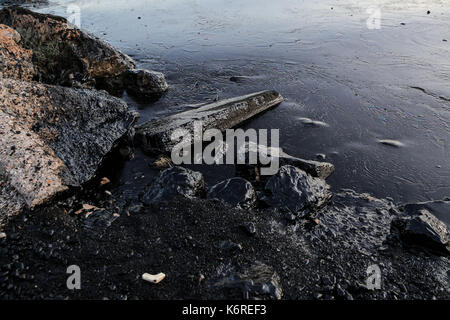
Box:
142 272 166 284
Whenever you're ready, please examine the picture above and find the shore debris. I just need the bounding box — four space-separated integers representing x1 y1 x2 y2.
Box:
298 117 329 127
377 139 405 148
142 272 166 284
153 156 174 168
100 177 111 186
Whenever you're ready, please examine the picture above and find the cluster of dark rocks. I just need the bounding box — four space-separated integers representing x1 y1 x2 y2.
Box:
0 6 449 300
142 165 450 259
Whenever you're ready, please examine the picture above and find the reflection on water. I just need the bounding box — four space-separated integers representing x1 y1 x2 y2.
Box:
24 0 450 202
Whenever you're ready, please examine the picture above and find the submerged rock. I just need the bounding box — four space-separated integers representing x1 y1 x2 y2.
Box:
124 69 168 99
136 90 283 153
262 165 331 213
0 78 137 216
207 177 256 209
213 262 283 300
0 6 135 91
392 201 450 255
0 23 35 81
142 166 204 204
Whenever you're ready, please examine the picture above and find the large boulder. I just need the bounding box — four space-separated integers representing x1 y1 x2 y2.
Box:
0 78 137 217
0 23 35 81
0 6 135 91
207 177 256 209
392 201 450 255
262 165 331 213
142 166 204 204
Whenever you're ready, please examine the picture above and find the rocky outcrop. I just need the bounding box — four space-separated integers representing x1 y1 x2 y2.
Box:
136 91 284 154
0 24 35 81
142 166 205 204
392 201 450 255
124 69 168 99
262 165 331 213
0 78 137 216
0 6 135 92
207 177 256 209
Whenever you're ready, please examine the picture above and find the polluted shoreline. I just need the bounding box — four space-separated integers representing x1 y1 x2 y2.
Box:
0 4 449 301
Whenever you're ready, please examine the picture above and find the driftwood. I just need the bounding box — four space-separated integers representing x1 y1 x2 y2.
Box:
135 90 284 154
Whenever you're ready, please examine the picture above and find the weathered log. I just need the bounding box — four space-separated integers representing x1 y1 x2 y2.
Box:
236 142 335 179
135 90 284 153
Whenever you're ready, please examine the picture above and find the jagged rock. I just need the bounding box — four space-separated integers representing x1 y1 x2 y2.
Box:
402 200 450 228
124 69 168 99
236 141 334 179
262 165 331 213
213 262 283 300
136 90 283 153
142 166 204 204
0 24 35 80
392 201 450 255
0 78 137 216
0 6 135 91
207 177 256 209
